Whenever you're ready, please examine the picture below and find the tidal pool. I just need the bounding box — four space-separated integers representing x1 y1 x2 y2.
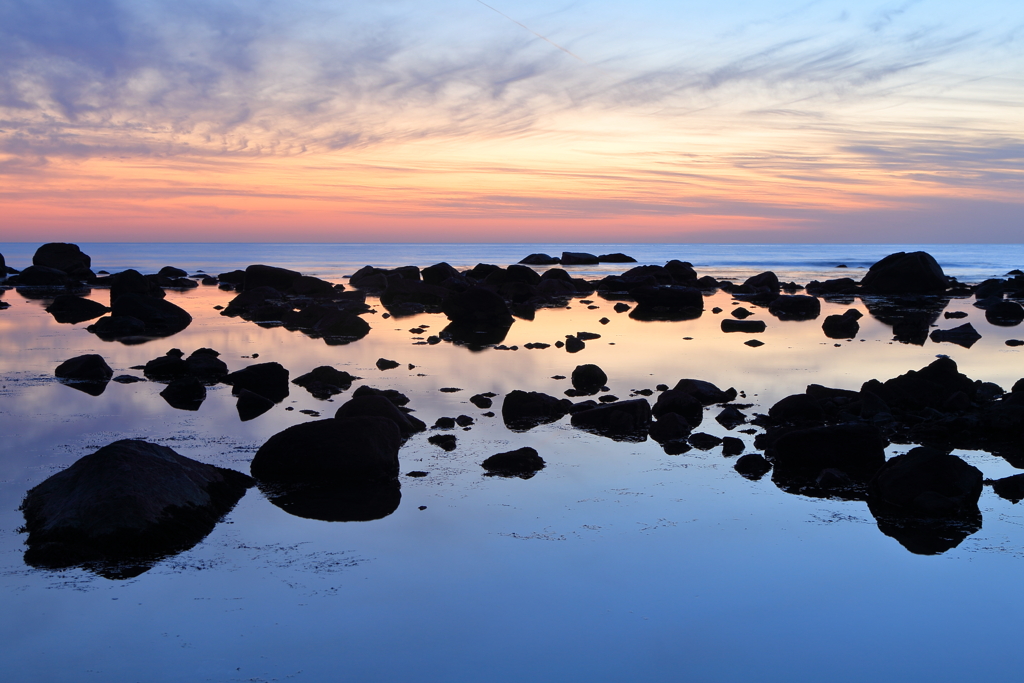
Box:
2 257 1024 682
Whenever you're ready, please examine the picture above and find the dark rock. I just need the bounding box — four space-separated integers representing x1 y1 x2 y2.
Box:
236 389 275 421
293 366 360 399
15 265 76 287
614 303 631 313
109 293 192 337
434 417 456 429
944 311 968 319
571 364 607 394
251 417 401 482
420 263 462 285
157 266 187 278
975 278 1006 300
32 243 91 277
861 357 976 412
822 309 862 339
502 390 572 430
930 323 982 348
735 453 771 479
352 386 410 406
771 423 887 492
565 335 585 353
653 390 703 427
991 473 1024 503
109 269 165 303
88 315 146 339
744 272 780 290
560 252 599 265
731 307 753 319
598 253 636 263
519 253 560 265
649 412 693 444
21 440 252 574
313 310 371 342
629 286 703 319
867 499 981 555
376 358 400 371
986 300 1024 326
112 375 144 384
768 295 821 320
45 295 109 324
160 377 207 411
442 286 514 327
745 339 764 347
716 406 747 429
470 393 494 409
672 379 737 405
869 446 982 516
290 275 335 297
428 434 457 451
456 415 474 426
860 251 948 294
769 394 825 423
482 447 545 478
688 432 722 450
335 395 425 437
143 351 189 380
222 362 289 403
570 399 651 441
184 348 228 379
721 436 744 456
54 354 113 395
721 319 766 333
663 441 692 455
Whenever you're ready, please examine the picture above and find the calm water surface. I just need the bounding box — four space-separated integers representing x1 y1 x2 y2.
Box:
2 244 1024 682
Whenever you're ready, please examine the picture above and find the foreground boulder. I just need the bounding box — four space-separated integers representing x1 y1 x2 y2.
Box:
21 440 253 574
482 447 545 478
860 251 948 294
242 264 302 292
570 399 651 441
768 295 820 321
571 364 607 394
251 417 401 483
822 309 862 339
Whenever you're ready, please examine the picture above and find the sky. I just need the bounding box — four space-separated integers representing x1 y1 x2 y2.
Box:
1 0 1022 243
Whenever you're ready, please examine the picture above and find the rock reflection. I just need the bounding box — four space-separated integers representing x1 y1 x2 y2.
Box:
258 480 401 522
861 295 950 345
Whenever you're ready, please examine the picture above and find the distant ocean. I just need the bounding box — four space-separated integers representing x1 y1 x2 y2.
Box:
3 243 1023 285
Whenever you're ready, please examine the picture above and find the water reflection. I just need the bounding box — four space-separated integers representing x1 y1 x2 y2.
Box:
258 481 401 522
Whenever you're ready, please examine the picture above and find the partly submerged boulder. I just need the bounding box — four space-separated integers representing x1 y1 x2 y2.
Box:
869 446 983 517
45 295 109 324
222 362 289 403
250 417 401 483
571 364 607 395
334 395 426 437
55 354 113 395
770 423 887 496
482 447 545 478
20 439 252 573
292 366 360 399
502 390 572 430
860 251 948 294
33 243 92 278
109 293 192 337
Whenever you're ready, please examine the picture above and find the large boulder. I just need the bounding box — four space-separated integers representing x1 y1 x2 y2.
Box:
519 253 560 265
45 295 109 324
861 357 975 412
109 269 165 303
985 301 1024 327
250 417 401 483
501 390 572 430
15 265 75 287
334 395 426 437
33 243 92 278
242 264 302 292
184 348 229 380
560 252 599 265
441 287 514 327
653 389 704 426
929 323 982 348
109 293 192 336
869 446 983 516
860 251 948 294
222 362 289 403
822 309 862 339
570 399 651 441
768 295 821 321
20 439 252 572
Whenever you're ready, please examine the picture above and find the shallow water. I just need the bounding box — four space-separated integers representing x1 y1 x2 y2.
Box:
3 245 1024 682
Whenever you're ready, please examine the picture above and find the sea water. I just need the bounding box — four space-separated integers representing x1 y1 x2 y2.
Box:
2 243 1024 682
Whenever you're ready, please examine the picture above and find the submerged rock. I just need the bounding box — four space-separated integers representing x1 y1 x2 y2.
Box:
21 439 252 575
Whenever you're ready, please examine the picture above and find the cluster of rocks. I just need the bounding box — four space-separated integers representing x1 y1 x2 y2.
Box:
744 356 1024 553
